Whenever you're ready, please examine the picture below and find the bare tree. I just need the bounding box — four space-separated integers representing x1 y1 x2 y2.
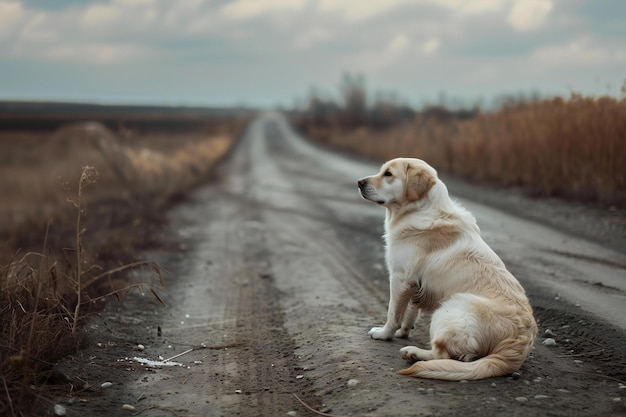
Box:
339 73 367 126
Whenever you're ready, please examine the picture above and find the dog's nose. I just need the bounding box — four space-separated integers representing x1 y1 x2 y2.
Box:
357 178 367 188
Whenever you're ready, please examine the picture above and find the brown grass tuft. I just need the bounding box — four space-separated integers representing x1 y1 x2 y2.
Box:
0 165 164 416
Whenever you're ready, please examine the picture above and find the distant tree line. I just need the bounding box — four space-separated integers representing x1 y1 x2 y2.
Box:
295 73 478 131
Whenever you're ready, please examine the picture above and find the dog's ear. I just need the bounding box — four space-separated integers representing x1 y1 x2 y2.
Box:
405 163 435 202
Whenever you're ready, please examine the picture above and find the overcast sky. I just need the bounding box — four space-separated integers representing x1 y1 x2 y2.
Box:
1 0 625 108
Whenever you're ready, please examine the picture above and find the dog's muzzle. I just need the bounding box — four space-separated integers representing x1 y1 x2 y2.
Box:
357 178 368 197
358 178 381 203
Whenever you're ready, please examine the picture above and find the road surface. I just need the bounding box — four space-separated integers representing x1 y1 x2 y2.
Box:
61 112 626 417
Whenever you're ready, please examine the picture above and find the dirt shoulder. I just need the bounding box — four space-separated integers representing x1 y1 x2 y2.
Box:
440 174 625 255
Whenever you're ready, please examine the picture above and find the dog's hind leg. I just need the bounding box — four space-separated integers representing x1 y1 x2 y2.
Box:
399 345 450 363
402 294 484 364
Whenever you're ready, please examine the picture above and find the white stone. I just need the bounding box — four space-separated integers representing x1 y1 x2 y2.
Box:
347 379 360 387
53 404 66 416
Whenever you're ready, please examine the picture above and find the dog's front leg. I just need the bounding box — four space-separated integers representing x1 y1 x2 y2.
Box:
395 302 420 338
369 274 413 340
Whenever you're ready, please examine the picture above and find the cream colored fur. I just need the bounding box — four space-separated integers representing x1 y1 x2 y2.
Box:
357 158 537 380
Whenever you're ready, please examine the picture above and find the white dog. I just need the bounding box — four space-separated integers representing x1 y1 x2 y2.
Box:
358 158 537 380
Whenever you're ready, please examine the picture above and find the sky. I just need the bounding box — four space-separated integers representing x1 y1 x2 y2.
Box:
1 0 625 108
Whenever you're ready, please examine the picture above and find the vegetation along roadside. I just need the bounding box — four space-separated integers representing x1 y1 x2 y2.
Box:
0 104 250 416
292 78 625 208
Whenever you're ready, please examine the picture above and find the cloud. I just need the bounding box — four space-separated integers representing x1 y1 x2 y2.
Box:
294 28 332 49
507 0 553 32
81 4 122 28
318 0 425 22
4 2 162 65
161 1 218 35
531 38 626 67
458 0 506 15
80 1 162 34
113 0 155 5
19 12 59 43
421 37 440 54
387 34 439 56
317 0 509 23
220 0 307 20
388 34 409 53
6 1 226 64
45 42 155 64
0 1 25 38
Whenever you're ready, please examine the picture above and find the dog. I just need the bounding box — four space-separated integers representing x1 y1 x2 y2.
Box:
357 158 537 380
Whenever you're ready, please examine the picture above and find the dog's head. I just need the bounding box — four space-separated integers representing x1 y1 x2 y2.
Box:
357 158 437 207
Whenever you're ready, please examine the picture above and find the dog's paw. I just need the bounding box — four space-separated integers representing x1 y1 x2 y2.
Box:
394 328 411 339
399 346 421 363
368 327 393 340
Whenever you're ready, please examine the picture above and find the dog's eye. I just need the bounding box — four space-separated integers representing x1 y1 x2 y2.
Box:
384 170 392 177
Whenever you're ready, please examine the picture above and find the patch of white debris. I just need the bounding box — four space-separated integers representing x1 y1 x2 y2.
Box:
131 357 184 367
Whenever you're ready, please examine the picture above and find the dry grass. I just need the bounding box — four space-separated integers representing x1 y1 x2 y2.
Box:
0 239 162 417
295 94 626 206
0 123 232 240
0 115 247 415
0 120 242 264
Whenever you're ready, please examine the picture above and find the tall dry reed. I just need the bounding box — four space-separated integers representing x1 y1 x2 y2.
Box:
297 94 626 205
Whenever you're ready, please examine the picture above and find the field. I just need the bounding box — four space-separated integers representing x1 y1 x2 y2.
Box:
293 94 626 207
0 103 249 415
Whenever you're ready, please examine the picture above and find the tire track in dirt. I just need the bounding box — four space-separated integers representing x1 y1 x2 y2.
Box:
217 115 449 415
262 119 388 308
114 121 324 416
191 119 318 416
247 116 451 414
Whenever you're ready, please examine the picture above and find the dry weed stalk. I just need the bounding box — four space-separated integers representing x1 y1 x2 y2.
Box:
62 166 165 333
70 166 98 334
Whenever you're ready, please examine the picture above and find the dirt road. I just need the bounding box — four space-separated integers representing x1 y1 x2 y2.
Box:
60 112 626 417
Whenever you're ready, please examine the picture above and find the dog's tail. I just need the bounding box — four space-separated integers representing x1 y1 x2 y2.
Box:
397 337 532 381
